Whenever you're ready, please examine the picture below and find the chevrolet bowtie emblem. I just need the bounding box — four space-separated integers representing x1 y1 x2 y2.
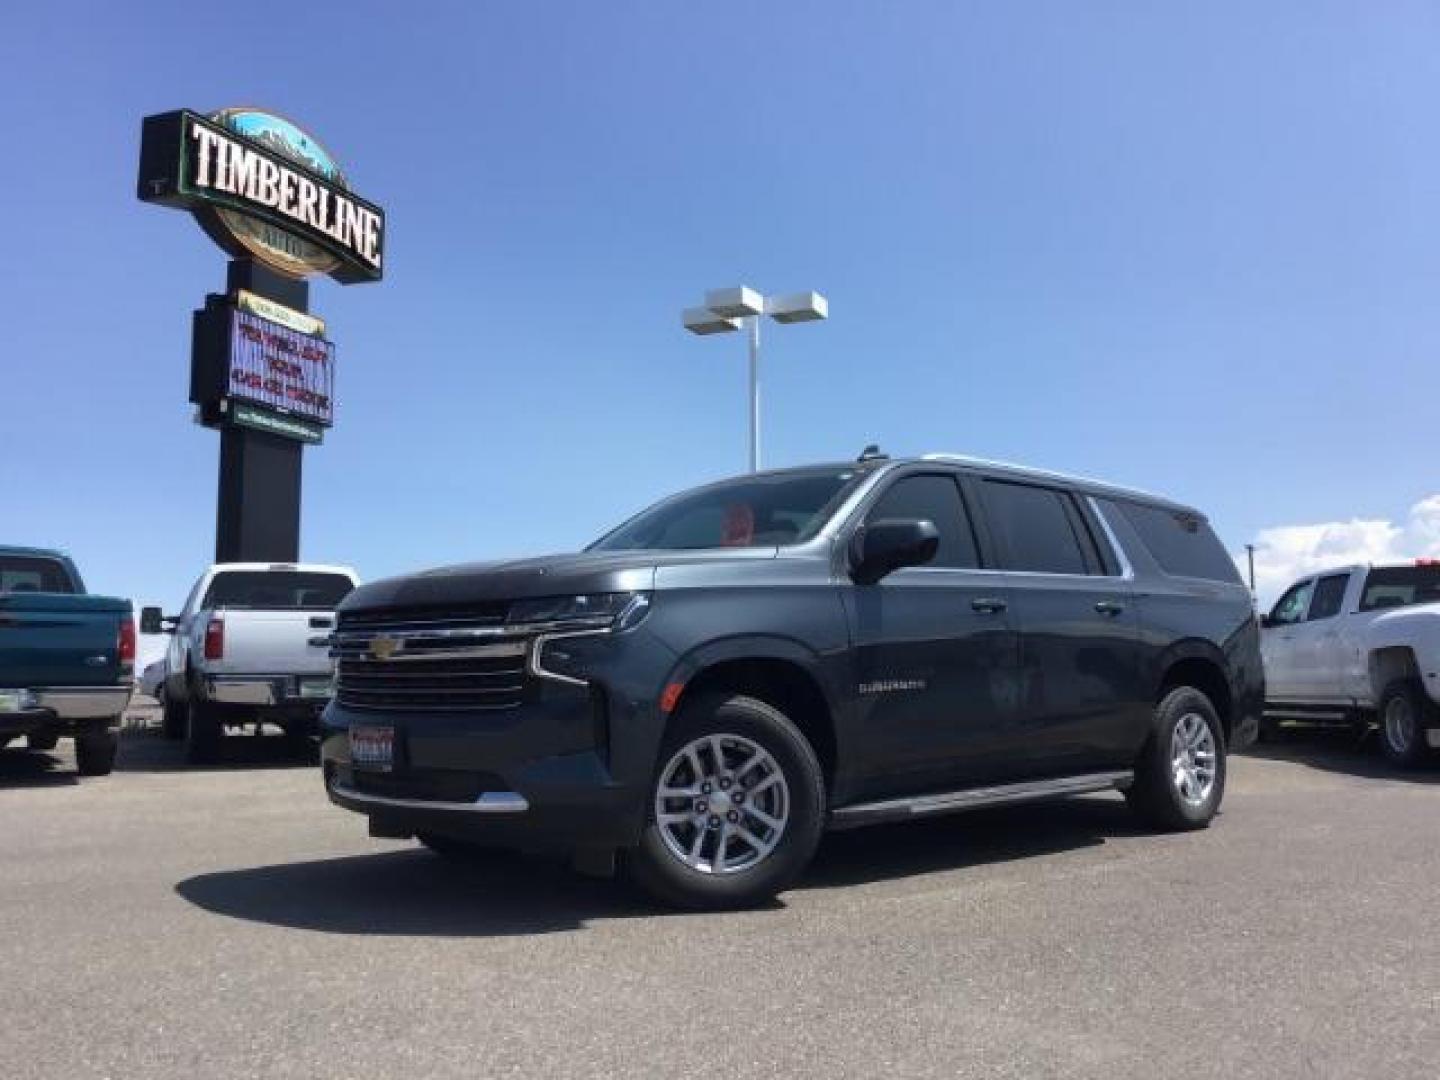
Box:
368 635 401 661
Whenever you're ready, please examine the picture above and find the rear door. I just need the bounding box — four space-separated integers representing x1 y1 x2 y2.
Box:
841 470 1021 796
1261 578 1315 701
973 477 1145 775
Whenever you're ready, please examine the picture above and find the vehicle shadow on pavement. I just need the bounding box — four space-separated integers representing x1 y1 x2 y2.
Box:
173 795 1136 936
1239 726 1440 785
116 727 318 774
0 747 79 788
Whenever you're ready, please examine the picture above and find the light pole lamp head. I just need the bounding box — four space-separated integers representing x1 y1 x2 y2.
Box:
682 307 743 335
704 286 765 319
767 291 828 324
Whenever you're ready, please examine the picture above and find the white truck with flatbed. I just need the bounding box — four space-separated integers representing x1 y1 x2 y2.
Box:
1261 561 1440 764
142 562 358 762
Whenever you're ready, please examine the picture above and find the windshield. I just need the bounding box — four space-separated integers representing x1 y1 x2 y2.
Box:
201 571 354 610
1359 565 1440 611
589 469 864 552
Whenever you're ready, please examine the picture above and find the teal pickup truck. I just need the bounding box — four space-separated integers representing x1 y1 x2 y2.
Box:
0 546 134 776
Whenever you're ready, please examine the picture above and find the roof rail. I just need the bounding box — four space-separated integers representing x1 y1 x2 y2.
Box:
919 452 1168 504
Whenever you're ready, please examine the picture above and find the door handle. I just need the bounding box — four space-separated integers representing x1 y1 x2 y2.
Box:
1094 600 1125 616
971 597 1007 614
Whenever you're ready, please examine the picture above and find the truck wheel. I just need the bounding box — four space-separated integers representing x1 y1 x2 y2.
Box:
1378 680 1431 767
628 693 826 911
185 698 222 764
1126 686 1227 831
161 697 186 741
75 727 118 776
27 733 59 751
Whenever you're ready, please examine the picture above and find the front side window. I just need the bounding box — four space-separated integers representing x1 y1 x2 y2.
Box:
0 556 73 594
1359 565 1440 611
590 468 865 552
201 571 354 610
1308 574 1349 621
982 481 1090 575
864 474 979 569
1269 580 1315 626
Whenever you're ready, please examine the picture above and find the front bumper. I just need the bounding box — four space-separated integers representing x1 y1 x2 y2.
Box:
0 685 132 737
319 682 655 851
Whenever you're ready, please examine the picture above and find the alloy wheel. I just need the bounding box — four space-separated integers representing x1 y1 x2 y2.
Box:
654 733 790 875
1170 712 1217 807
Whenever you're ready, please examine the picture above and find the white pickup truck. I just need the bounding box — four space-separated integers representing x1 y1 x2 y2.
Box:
141 562 358 762
1262 561 1440 765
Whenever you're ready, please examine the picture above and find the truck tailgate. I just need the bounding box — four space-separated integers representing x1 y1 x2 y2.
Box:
0 593 130 687
205 609 334 676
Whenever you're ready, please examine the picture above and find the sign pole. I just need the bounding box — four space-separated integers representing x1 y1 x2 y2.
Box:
213 259 311 563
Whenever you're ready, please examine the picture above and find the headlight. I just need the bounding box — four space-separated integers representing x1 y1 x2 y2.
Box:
508 591 651 630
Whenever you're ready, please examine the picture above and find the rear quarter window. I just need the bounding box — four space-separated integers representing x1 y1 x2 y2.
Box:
1101 500 1242 584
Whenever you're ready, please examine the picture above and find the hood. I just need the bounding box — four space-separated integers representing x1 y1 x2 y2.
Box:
340 548 778 615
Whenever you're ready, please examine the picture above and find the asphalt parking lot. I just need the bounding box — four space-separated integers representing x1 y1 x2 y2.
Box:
1 706 1436 1080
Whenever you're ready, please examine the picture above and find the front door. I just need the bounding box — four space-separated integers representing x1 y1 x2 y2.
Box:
1261 578 1315 702
841 472 1021 798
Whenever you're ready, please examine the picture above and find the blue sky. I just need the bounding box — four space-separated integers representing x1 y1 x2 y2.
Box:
3 1 1438 632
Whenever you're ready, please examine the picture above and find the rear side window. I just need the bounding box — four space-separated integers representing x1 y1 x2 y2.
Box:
865 474 980 569
1308 574 1349 620
981 481 1091 574
0 556 74 594
201 571 354 610
1106 500 1242 584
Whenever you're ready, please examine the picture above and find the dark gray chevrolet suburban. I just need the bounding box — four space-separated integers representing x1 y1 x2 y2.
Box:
321 452 1262 908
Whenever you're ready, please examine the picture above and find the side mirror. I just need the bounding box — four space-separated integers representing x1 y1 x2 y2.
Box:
140 606 172 634
850 518 940 585
1259 614 1277 629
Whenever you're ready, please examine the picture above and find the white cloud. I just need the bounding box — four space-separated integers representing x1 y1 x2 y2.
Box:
1238 496 1440 606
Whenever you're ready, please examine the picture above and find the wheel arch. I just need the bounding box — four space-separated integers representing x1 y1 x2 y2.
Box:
1154 640 1235 742
661 636 842 798
1368 645 1421 700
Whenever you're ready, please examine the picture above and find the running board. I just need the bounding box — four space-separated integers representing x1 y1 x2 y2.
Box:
1263 707 1351 722
828 770 1134 831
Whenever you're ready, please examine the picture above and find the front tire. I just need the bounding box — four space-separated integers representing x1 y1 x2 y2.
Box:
1127 686 1227 831
1378 680 1432 767
75 726 118 776
629 693 825 910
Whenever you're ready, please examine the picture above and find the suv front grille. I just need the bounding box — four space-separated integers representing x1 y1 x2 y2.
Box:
333 611 529 712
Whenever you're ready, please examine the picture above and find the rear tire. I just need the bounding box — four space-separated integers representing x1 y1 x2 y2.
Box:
185 696 222 764
27 732 59 751
1378 680 1432 767
628 693 826 911
1127 686 1227 831
162 696 186 741
75 726 118 777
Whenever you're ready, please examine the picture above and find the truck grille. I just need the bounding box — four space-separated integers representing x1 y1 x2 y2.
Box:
332 609 529 712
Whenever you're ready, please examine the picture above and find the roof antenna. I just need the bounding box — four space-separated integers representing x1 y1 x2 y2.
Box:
857 444 887 462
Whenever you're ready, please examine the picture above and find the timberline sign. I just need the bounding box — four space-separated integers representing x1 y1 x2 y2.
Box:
138 108 385 284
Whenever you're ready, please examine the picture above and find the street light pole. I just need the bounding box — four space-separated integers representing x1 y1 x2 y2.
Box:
748 315 760 472
682 286 827 473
